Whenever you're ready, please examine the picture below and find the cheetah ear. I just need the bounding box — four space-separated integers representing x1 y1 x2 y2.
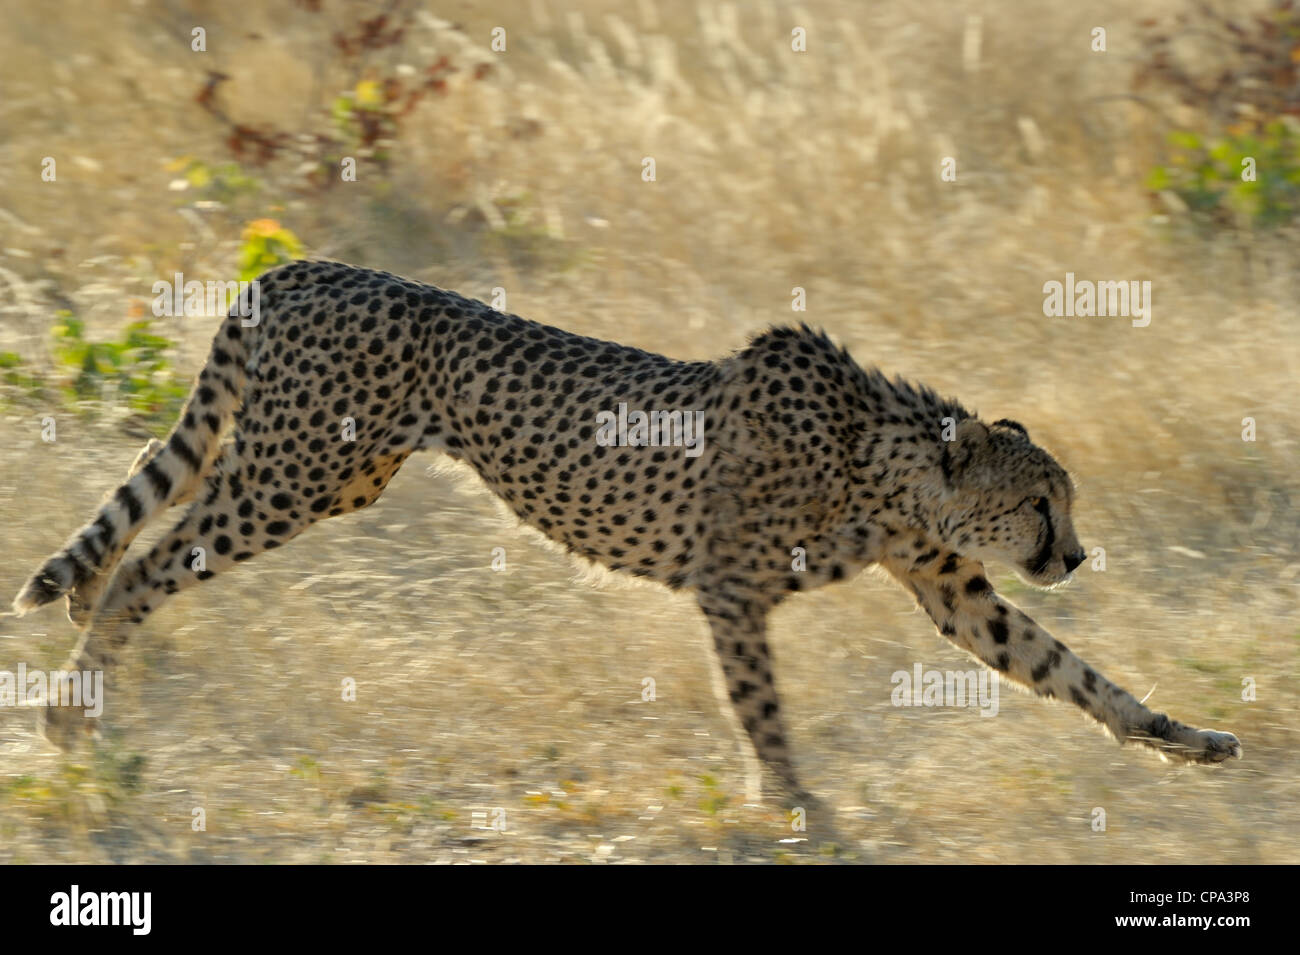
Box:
942 417 989 487
991 418 1029 440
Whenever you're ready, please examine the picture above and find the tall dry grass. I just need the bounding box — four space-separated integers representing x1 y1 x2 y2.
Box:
0 0 1295 862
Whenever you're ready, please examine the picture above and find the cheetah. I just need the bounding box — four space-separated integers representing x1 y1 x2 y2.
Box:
13 260 1242 803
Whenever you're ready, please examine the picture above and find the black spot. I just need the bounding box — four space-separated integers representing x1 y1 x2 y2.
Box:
142 460 171 499
1147 714 1172 739
115 485 143 523
988 618 1009 644
1031 650 1061 682
170 435 202 470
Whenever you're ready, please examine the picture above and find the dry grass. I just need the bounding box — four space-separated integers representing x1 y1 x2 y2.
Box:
0 0 1295 863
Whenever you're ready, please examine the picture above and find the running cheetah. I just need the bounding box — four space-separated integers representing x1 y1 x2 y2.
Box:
14 260 1242 802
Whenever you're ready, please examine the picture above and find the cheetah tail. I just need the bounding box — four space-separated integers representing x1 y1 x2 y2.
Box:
12 305 257 616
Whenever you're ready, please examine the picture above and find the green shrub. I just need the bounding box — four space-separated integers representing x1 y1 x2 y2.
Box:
1147 120 1300 229
1136 1 1300 230
237 218 304 283
51 311 189 427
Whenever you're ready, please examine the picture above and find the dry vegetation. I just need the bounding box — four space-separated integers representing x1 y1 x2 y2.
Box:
0 0 1296 863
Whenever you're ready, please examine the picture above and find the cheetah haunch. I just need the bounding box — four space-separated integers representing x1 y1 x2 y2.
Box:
14 261 1241 802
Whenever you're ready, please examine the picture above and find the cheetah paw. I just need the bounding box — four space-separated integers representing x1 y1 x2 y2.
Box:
31 669 102 752
1134 716 1242 765
65 589 96 630
35 701 97 753
1181 727 1243 764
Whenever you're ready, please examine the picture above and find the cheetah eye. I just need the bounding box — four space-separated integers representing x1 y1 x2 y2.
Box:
1029 496 1048 511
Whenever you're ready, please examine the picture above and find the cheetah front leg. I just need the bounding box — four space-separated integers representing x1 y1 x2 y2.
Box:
696 589 812 806
881 549 1242 765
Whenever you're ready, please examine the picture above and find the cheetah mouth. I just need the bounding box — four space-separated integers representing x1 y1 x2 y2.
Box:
1020 560 1073 589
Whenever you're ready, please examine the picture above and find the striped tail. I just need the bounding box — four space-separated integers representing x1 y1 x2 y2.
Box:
13 302 259 616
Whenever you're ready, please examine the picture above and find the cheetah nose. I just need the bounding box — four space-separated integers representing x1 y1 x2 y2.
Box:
1063 550 1086 573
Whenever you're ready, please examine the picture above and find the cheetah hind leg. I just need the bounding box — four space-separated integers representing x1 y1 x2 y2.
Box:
39 447 411 752
65 439 200 630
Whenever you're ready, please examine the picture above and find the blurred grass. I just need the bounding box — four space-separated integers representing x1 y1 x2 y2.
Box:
0 0 1295 862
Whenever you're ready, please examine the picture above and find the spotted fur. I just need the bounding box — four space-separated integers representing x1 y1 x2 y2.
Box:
14 261 1242 797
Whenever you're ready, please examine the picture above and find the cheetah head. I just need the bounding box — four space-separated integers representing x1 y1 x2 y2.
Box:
938 417 1086 588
